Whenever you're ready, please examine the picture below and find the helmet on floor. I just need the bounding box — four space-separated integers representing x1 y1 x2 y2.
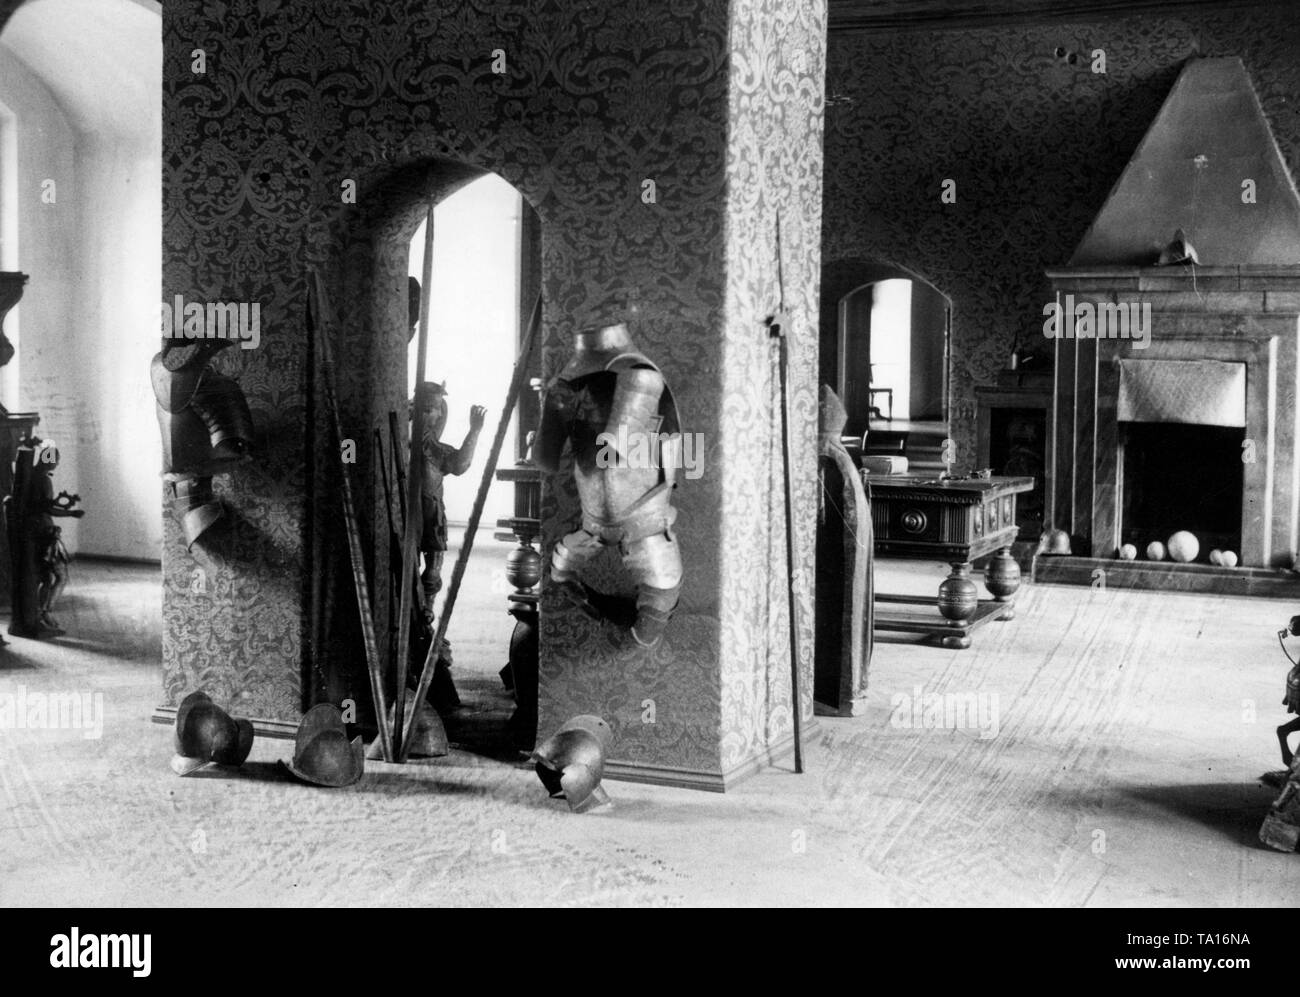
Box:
1036 528 1073 556
171 691 254 776
283 703 364 788
531 714 614 813
365 699 448 760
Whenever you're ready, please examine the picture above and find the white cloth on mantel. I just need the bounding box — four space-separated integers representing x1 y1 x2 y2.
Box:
1117 358 1246 427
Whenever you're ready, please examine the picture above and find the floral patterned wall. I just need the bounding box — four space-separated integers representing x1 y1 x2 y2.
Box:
822 5 1300 467
720 0 827 774
162 0 827 787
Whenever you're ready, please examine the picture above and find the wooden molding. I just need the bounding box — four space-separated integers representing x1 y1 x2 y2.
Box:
828 0 1291 32
151 706 300 740
604 723 814 792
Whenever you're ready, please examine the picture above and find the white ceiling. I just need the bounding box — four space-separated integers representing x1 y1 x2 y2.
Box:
0 0 160 142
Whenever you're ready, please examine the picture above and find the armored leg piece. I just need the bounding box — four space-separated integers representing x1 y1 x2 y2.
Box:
622 531 682 649
550 529 605 619
1260 755 1300 852
1278 716 1300 768
420 550 444 616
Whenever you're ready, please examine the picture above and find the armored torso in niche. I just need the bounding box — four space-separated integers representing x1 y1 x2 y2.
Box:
150 338 254 547
536 324 682 649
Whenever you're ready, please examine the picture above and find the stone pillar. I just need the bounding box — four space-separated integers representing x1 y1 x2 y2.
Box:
160 1 828 792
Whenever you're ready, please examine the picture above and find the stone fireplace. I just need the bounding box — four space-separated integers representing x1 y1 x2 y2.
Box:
1037 57 1300 592
1044 265 1300 576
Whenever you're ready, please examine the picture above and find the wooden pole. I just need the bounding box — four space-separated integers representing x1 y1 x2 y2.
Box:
769 215 804 774
393 207 437 757
399 294 542 761
775 327 805 774
308 269 393 761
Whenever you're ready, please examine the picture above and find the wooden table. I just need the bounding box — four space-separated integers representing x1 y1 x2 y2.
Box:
865 473 1034 649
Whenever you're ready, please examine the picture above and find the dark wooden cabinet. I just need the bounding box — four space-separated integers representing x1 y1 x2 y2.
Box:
976 370 1051 545
0 412 41 600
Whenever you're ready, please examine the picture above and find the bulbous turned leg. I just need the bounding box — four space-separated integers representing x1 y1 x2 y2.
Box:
937 561 977 639
985 546 1021 620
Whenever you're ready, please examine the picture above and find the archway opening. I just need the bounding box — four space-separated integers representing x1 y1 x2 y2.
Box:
314 157 543 753
837 266 950 439
0 0 161 647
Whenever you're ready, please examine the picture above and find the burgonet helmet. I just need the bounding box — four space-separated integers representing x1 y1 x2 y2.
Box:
1036 528 1073 556
282 703 364 788
531 714 614 813
365 700 448 760
171 691 254 777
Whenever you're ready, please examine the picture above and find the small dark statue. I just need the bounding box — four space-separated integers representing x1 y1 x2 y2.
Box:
6 438 83 638
1260 617 1300 851
411 380 485 614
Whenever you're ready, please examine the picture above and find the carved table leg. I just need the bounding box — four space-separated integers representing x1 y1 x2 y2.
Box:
984 546 1021 620
937 561 976 649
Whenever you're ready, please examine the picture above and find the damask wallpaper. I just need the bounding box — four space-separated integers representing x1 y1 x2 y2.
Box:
821 4 1300 467
162 0 827 788
720 0 827 776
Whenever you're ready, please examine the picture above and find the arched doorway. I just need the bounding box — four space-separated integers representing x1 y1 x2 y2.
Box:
819 259 952 462
310 156 543 745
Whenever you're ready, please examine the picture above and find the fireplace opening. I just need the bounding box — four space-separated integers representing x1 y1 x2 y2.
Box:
1120 422 1243 560
989 406 1046 541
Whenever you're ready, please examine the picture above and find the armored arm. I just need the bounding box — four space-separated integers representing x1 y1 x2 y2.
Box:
445 405 487 476
606 366 678 486
534 379 579 473
48 491 84 518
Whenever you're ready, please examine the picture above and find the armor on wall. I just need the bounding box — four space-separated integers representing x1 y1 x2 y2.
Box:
536 323 682 649
151 339 254 547
6 438 83 639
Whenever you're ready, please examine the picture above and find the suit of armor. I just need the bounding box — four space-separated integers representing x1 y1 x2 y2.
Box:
412 381 483 612
151 340 254 547
6 439 82 638
535 324 682 649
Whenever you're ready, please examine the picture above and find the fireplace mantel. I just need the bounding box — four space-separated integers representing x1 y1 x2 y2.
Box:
1043 264 1300 572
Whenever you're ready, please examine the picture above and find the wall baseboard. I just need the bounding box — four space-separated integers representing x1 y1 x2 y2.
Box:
151 706 299 739
77 553 162 568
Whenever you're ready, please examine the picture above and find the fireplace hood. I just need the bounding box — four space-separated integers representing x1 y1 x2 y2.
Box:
1070 57 1300 267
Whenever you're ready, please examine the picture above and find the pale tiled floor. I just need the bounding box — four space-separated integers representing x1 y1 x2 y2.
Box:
1 556 1297 906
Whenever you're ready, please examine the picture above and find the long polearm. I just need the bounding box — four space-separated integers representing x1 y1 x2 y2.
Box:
399 293 542 762
393 207 437 757
773 321 805 774
308 268 393 762
770 215 804 774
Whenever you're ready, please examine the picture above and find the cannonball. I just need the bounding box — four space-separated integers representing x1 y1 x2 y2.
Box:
1118 544 1137 560
1209 549 1223 566
1221 550 1239 568
1167 531 1199 563
1146 541 1166 561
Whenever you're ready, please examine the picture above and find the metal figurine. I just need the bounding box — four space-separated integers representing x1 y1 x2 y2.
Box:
1276 616 1300 766
151 339 254 547
6 438 83 638
535 323 682 649
1260 619 1300 850
411 381 486 616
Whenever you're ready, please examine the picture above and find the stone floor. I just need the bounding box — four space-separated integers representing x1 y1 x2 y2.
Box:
1 555 1298 906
